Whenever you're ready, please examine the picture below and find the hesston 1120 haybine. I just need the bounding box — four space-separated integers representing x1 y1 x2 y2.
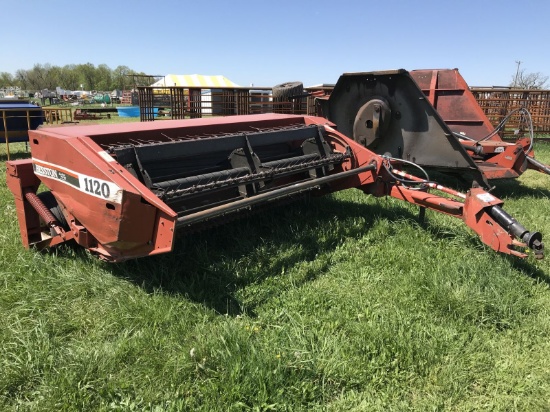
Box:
6 111 544 262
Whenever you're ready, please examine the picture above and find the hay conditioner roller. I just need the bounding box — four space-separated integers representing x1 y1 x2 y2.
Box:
6 113 544 262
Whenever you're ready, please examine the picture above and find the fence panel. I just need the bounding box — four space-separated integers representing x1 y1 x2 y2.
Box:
138 85 550 135
471 88 550 136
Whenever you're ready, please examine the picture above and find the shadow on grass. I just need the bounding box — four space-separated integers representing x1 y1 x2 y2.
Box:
105 195 422 316
421 222 550 285
508 255 550 285
96 191 545 316
489 177 550 200
0 150 31 162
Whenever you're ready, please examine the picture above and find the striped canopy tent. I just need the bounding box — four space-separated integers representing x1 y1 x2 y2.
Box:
151 74 239 88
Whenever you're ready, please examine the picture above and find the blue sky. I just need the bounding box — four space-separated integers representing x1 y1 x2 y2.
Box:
3 0 548 87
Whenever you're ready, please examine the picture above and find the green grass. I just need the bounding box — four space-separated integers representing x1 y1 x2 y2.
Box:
1 139 550 411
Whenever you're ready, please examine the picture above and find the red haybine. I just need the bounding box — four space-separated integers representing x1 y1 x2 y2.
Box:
6 113 543 261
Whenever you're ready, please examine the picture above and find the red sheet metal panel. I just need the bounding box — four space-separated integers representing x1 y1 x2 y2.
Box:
410 69 497 141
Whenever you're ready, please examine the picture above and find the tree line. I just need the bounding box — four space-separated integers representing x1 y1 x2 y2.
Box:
2 62 547 92
0 63 155 92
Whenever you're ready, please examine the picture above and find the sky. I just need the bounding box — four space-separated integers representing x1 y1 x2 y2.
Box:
2 0 549 88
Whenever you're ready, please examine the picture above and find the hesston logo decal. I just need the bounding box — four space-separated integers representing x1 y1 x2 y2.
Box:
33 161 80 187
32 159 122 204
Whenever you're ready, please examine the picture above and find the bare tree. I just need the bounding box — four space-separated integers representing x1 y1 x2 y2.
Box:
511 69 549 89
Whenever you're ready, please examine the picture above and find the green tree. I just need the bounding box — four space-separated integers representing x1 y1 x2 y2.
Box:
77 62 99 90
46 65 62 89
5 63 152 92
0 72 14 88
26 63 50 90
15 69 29 90
113 65 131 90
96 64 113 91
58 64 80 91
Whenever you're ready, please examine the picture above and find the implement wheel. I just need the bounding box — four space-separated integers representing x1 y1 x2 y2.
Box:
272 81 304 113
272 81 304 101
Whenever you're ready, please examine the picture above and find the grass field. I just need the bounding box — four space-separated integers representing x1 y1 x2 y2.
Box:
1 134 550 410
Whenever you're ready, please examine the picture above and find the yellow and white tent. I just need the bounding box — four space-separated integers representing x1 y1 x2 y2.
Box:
151 74 239 88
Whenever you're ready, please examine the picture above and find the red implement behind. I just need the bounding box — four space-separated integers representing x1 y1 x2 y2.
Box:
319 69 550 187
6 114 544 261
410 69 550 179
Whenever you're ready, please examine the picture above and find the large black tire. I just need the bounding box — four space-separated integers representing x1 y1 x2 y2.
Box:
272 81 304 114
272 81 304 102
37 191 69 230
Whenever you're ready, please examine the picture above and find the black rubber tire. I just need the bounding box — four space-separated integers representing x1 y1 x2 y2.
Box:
272 81 304 101
37 191 69 230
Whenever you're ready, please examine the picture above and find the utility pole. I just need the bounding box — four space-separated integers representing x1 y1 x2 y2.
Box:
514 60 522 88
